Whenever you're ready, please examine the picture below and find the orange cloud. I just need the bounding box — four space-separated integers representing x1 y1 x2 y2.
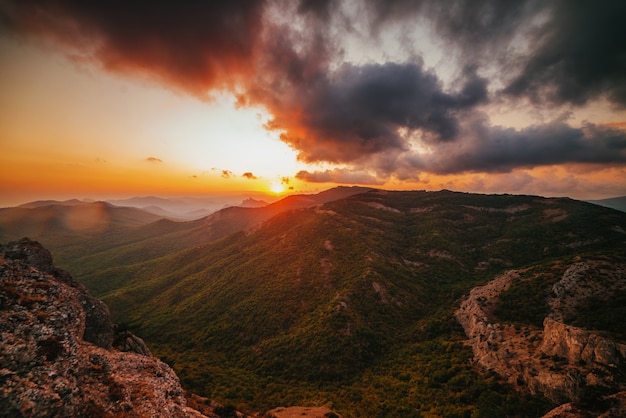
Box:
2 1 265 98
296 168 385 185
242 172 257 180
606 122 626 130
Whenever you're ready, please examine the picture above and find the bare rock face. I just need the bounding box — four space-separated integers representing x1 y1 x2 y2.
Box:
541 318 625 368
456 258 626 415
0 238 207 417
113 330 153 356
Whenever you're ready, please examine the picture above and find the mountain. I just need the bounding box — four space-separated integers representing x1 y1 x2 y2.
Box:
238 198 268 208
124 204 182 220
2 188 625 416
16 198 85 208
199 186 375 241
0 201 209 288
0 187 376 301
108 195 275 220
0 238 214 417
588 195 626 212
83 190 626 416
0 201 165 240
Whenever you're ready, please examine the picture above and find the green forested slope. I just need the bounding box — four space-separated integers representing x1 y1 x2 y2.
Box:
0 188 374 288
85 190 626 416
0 202 199 265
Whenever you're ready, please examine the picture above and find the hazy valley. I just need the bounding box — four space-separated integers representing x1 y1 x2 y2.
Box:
2 188 626 417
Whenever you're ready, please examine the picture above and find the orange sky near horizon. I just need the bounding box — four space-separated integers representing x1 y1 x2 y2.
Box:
1 1 626 207
0 39 318 205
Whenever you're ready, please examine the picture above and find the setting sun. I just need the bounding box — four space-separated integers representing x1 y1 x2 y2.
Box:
269 182 285 194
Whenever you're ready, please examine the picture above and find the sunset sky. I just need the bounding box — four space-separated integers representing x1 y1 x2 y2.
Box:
1 0 626 206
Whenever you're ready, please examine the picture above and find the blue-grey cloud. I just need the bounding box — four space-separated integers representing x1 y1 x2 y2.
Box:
409 121 626 174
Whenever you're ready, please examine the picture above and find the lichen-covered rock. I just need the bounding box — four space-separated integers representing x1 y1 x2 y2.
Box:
113 330 153 356
0 238 207 417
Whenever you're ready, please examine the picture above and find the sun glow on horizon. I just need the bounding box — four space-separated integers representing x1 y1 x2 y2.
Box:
0 40 314 205
269 182 286 194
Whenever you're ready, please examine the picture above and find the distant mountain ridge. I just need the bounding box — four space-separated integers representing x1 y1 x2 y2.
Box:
237 197 268 208
0 200 165 238
108 194 277 220
588 195 626 212
199 186 375 241
17 198 86 208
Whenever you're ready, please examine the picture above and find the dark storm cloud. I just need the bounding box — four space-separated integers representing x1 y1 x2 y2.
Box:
369 0 532 43
251 0 626 173
305 119 626 178
296 0 338 20
364 0 542 69
0 0 266 94
412 121 626 174
503 0 626 107
257 60 488 164
368 0 626 108
310 62 488 144
431 0 530 40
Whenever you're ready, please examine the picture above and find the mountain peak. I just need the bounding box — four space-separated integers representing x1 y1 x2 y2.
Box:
238 197 268 208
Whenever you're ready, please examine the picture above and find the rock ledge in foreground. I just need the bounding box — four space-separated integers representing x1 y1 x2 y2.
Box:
0 238 207 417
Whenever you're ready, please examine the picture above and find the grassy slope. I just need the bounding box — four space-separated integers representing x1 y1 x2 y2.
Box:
90 190 626 416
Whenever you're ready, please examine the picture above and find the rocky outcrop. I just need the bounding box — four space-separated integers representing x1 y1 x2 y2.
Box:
456 270 547 393
113 330 153 356
0 238 207 417
541 318 626 367
456 259 626 415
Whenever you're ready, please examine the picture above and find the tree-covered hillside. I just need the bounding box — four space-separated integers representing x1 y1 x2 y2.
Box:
79 190 625 416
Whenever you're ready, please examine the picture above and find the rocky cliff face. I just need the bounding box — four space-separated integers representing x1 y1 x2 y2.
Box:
0 238 208 417
456 257 626 416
